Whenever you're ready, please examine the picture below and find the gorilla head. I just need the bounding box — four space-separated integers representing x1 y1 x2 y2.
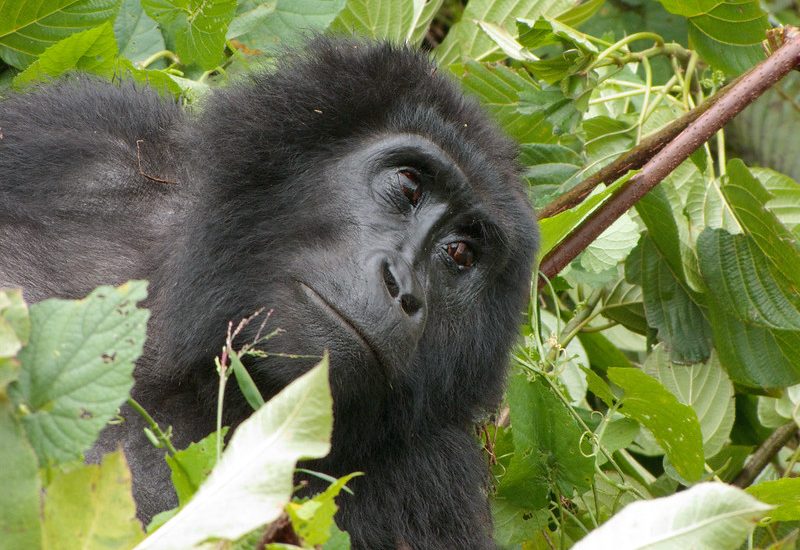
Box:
0 38 537 549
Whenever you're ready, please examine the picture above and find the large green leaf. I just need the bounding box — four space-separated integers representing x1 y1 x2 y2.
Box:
330 0 442 45
142 0 236 69
755 167 800 237
435 0 571 66
0 0 121 69
0 409 41 549
659 0 768 75
166 428 228 506
498 374 594 509
228 0 345 53
42 451 144 549
453 61 555 146
643 346 734 458
608 367 705 481
626 235 713 364
114 0 166 63
746 478 800 522
13 23 119 88
136 357 333 549
723 160 800 295
8 282 149 466
574 482 771 549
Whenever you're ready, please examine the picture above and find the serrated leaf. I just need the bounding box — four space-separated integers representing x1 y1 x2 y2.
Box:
580 212 640 273
13 23 119 88
697 228 800 330
754 167 800 236
723 160 800 288
608 367 704 481
135 357 332 549
746 478 800 522
600 279 648 334
287 473 360 545
330 0 441 45
0 409 41 549
42 451 144 549
498 374 594 508
166 428 228 506
453 61 555 145
435 0 572 65
142 0 236 69
574 482 771 549
0 0 120 69
229 0 345 53
627 235 712 363
114 0 166 62
8 281 149 466
643 345 734 458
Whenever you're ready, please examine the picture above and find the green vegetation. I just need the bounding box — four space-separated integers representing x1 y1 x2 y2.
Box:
1 0 800 548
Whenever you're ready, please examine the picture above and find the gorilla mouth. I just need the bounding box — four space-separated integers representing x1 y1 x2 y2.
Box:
297 281 388 372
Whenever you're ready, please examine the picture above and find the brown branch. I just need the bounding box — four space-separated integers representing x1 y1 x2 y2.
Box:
538 26 800 288
733 422 797 489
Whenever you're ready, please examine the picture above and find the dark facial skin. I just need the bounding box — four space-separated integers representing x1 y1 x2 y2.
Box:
0 39 538 550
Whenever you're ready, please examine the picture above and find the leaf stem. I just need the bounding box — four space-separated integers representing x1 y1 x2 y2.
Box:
126 397 178 455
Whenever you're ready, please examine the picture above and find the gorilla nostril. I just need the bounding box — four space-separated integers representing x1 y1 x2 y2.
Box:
400 294 422 316
382 261 400 298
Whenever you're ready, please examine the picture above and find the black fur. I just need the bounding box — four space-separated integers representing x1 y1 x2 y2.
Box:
0 38 537 549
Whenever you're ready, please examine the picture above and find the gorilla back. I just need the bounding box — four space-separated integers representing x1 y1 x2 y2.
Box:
0 39 537 549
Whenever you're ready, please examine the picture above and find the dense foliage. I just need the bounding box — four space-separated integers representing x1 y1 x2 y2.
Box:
1 0 800 548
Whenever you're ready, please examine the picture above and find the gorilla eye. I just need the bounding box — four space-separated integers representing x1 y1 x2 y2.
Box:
445 242 475 269
398 169 422 206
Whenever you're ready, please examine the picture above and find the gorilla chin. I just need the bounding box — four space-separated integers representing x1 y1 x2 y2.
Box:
0 37 538 549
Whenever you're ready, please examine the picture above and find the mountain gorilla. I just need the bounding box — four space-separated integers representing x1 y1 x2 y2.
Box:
0 39 537 548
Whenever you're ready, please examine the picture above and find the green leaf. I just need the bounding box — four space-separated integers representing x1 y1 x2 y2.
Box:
539 174 631 260
435 0 572 65
756 168 800 236
659 0 768 75
0 289 30 359
580 212 639 273
453 61 555 146
491 498 549 547
746 478 800 522
0 0 120 70
229 0 346 53
643 345 734 458
142 0 236 69
0 408 41 549
287 473 360 545
554 0 604 28
166 428 229 506
42 451 144 549
697 229 800 330
8 281 149 466
574 482 771 549
578 332 634 373
516 16 599 53
13 23 119 88
600 279 648 334
608 367 704 481
627 234 713 363
231 350 265 410
330 0 441 45
723 160 800 289
137 357 332 548
114 0 166 63
498 374 594 508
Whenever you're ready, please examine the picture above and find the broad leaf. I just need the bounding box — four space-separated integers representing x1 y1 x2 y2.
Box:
0 409 41 549
574 482 771 549
42 451 144 549
608 367 704 481
435 0 571 66
166 428 228 506
0 0 120 69
643 346 734 458
8 282 149 465
142 0 236 69
114 0 166 63
287 473 360 546
136 357 332 549
746 478 800 522
14 23 119 88
330 0 442 45
0 289 30 360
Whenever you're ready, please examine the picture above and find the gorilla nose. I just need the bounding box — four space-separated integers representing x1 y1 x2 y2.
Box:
379 255 425 318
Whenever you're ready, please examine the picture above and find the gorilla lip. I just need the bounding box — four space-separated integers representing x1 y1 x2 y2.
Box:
297 281 389 372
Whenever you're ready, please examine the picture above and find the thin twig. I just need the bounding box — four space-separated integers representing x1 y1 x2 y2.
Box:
733 422 797 488
136 139 177 184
